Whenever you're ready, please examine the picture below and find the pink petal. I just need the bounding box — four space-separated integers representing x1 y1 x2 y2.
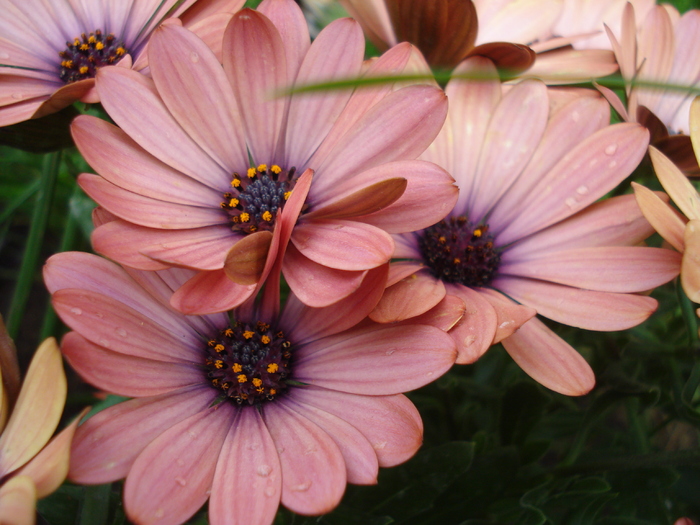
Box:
290 386 423 467
496 123 650 244
263 401 346 516
370 271 446 323
294 324 456 395
71 116 221 207
649 146 700 221
502 318 596 396
170 269 257 315
281 264 388 344
124 404 234 525
61 332 202 397
224 231 274 285
500 246 681 292
52 289 198 363
223 9 287 165
477 288 537 344
285 395 379 485
525 48 618 84
258 0 310 83
400 294 466 332
443 284 499 364
283 243 367 308
632 182 686 252
291 219 394 271
78 174 226 229
185 13 236 63
495 275 658 330
149 23 248 172
209 408 281 525
69 387 214 484
284 18 364 167
682 220 700 303
95 66 228 187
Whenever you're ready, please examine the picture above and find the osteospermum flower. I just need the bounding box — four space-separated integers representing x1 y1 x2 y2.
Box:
73 0 454 314
43 251 458 525
371 57 681 396
0 0 244 126
0 330 82 524
633 97 700 307
597 3 700 174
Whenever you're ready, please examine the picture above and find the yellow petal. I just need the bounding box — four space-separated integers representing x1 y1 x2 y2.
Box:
0 339 66 476
15 408 89 498
649 146 700 221
0 475 36 525
682 220 700 303
689 96 700 162
632 182 686 252
0 315 21 414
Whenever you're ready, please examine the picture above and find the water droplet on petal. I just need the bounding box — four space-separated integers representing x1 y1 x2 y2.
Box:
175 477 187 487
605 144 618 155
426 371 434 377
0 52 10 60
190 52 199 63
385 349 395 356
70 307 82 315
565 197 577 208
265 486 276 497
11 93 22 100
115 327 127 337
374 441 387 450
608 160 618 168
290 481 311 492
576 185 589 195
257 465 271 477
463 335 476 347
247 443 259 451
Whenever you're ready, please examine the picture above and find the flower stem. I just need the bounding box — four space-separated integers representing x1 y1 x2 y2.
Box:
6 150 61 340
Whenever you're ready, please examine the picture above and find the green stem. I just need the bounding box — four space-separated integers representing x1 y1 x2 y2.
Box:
79 483 112 525
677 280 700 347
6 150 61 340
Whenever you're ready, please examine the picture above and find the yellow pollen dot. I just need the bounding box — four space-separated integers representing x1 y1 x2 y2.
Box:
95 41 104 50
220 202 228 209
252 378 262 387
241 394 248 400
243 330 254 339
88 35 96 43
229 198 239 207
261 335 271 344
269 389 277 396
214 360 224 369
207 339 216 347
224 328 234 337
257 164 267 172
239 213 250 223
214 344 225 353
237 374 248 383
232 216 240 224
231 178 241 188
222 382 231 389
247 167 256 178
79 66 89 74
116 46 125 56
257 387 265 393
284 191 292 200
453 258 461 264
212 378 220 387
80 44 89 51
473 229 483 238
74 39 80 46
261 211 272 222
271 165 282 174
205 357 213 365
249 225 258 232
267 363 279 373
232 363 242 373
438 236 446 244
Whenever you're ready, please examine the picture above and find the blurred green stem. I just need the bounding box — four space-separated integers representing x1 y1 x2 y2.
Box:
678 280 699 347
6 150 61 340
80 483 111 525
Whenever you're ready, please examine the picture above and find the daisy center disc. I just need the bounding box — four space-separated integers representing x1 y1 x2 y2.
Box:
220 164 298 234
58 30 127 83
204 320 293 406
418 215 501 287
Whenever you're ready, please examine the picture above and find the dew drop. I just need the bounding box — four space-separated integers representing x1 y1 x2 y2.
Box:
576 185 589 195
175 477 187 487
608 160 618 168
0 52 10 59
11 93 22 100
498 321 513 330
70 307 82 315
565 197 577 208
257 465 271 477
385 349 395 356
426 371 434 377
247 443 259 451
463 335 476 347
571 110 580 122
374 441 387 450
290 481 311 492
99 338 110 348
115 327 127 337
96 312 103 318
604 144 618 155
190 52 199 63
265 486 276 497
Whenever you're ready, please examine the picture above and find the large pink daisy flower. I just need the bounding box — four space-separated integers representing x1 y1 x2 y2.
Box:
43 251 457 525
0 0 244 126
371 57 681 396
73 0 454 315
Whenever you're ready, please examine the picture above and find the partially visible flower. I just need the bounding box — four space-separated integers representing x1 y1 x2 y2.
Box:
44 251 457 525
597 3 700 174
74 0 454 314
371 57 680 396
633 97 700 306
0 325 82 525
0 0 244 126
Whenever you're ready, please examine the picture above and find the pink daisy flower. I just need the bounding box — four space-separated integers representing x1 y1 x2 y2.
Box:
0 0 244 126
73 0 454 315
43 251 457 525
371 57 682 396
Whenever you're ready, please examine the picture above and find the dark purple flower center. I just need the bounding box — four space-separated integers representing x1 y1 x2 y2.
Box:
418 215 501 287
58 30 127 84
220 164 298 234
204 320 293 406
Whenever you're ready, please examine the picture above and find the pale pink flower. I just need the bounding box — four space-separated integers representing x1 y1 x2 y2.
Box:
43 251 457 525
633 98 700 307
597 3 700 173
74 0 454 315
371 57 681 396
0 0 244 126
